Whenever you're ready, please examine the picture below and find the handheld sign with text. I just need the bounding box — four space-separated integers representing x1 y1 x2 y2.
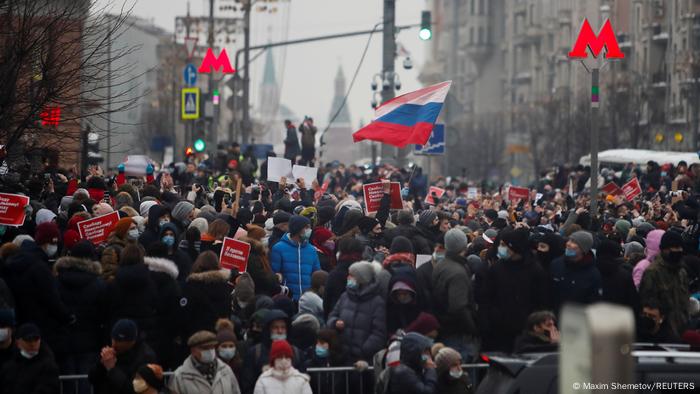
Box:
0 193 30 226
508 186 530 202
363 182 403 214
78 211 120 245
621 178 642 201
425 186 446 205
314 179 331 202
219 237 251 272
601 182 623 196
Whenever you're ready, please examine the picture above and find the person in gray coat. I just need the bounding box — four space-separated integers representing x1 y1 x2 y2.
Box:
327 261 386 364
170 330 241 394
431 229 479 362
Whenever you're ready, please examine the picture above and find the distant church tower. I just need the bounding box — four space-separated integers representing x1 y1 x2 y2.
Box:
322 65 356 165
257 48 281 145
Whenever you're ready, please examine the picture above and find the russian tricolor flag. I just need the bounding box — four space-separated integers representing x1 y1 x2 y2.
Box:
352 80 451 147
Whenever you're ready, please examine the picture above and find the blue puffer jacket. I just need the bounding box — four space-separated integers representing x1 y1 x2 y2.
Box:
270 233 321 300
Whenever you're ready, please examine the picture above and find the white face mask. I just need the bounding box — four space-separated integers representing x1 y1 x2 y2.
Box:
449 368 463 379
46 244 58 257
0 328 10 342
127 229 140 240
199 348 216 364
20 349 38 359
274 357 292 371
132 378 148 393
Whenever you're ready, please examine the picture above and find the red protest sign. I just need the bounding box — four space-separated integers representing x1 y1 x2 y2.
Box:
601 182 623 196
508 186 530 201
0 193 30 226
621 177 642 201
219 237 251 272
77 211 120 245
425 186 446 205
314 179 330 202
363 182 403 213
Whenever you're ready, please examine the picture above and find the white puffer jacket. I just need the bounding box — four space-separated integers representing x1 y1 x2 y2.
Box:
253 367 312 394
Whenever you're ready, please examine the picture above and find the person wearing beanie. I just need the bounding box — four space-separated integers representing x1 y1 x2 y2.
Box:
270 215 321 301
169 330 241 394
171 200 196 234
596 239 639 315
139 200 159 218
34 221 61 259
323 238 366 318
327 260 386 373
434 347 472 394
305 328 347 393
639 230 690 339
432 227 479 360
0 322 61 394
483 227 548 352
269 211 291 249
310 221 336 272
132 363 165 393
614 219 631 241
215 318 242 379
189 217 209 237
89 319 157 394
384 210 432 255
253 339 311 394
54 239 107 383
240 309 305 393
35 208 57 226
382 332 437 393
535 232 566 273
550 230 602 314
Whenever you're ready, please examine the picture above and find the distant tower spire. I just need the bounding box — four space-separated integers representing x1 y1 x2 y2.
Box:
328 65 351 125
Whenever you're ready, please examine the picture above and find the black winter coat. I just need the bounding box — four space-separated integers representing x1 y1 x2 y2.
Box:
143 257 182 369
550 253 602 315
54 256 108 355
2 241 72 352
432 253 478 338
480 256 549 352
178 269 233 340
88 341 157 394
323 254 361 319
139 205 169 249
598 256 640 314
107 264 159 343
246 239 280 297
387 333 437 394
0 343 60 394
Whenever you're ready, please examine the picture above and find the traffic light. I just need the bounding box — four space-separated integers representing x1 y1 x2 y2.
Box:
185 146 194 156
194 138 206 152
419 11 432 40
213 89 220 106
87 131 103 165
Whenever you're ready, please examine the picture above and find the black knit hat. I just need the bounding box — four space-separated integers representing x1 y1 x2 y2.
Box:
390 236 414 254
659 231 684 250
501 228 530 255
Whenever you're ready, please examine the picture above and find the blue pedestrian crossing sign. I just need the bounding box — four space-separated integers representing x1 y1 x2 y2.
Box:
415 124 445 155
183 64 197 86
181 88 200 120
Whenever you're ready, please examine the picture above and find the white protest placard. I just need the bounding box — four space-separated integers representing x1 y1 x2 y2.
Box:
467 187 478 200
292 165 319 186
266 157 293 182
416 254 432 269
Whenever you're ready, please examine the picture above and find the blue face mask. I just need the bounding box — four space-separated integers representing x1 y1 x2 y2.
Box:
497 246 510 259
162 235 175 247
270 333 287 341
421 354 430 363
661 171 667 177
565 248 577 258
346 278 358 289
315 345 329 358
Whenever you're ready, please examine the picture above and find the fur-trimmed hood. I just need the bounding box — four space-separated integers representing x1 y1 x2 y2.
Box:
144 256 179 280
186 269 230 284
54 256 102 275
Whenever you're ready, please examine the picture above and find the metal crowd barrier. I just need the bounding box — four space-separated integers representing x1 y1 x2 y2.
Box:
58 364 489 394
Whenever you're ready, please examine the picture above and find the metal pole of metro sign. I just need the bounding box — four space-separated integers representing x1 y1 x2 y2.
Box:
590 69 600 216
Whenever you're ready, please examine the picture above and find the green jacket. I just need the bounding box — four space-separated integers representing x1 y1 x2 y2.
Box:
639 254 689 338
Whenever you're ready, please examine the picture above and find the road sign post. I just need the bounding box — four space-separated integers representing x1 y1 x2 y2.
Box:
183 64 197 86
414 124 445 155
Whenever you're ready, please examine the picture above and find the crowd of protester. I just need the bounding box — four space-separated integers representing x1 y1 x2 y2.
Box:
0 144 699 394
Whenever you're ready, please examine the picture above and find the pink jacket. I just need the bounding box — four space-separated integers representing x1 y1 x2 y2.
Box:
632 229 665 289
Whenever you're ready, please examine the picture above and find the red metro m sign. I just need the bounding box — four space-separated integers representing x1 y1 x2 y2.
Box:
568 19 624 60
198 48 236 74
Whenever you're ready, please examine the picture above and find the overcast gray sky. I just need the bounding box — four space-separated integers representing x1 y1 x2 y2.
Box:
96 0 428 130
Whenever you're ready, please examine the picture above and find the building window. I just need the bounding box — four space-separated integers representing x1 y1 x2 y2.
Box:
479 0 485 15
470 27 474 44
470 0 475 15
478 26 484 44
